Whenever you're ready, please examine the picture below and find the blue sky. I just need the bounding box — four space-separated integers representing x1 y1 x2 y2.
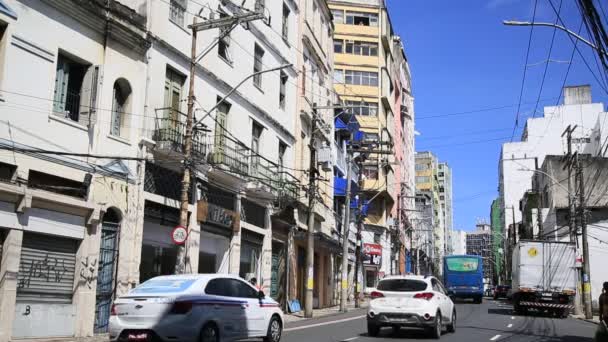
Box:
387 0 608 231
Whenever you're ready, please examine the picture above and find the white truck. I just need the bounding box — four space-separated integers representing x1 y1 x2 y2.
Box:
511 240 577 317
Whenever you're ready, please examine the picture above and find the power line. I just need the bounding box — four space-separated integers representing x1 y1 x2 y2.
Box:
416 127 512 141
418 136 511 150
532 0 563 119
416 97 559 120
511 0 539 142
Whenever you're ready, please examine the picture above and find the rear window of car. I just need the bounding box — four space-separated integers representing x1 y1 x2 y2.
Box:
377 279 428 292
131 278 197 294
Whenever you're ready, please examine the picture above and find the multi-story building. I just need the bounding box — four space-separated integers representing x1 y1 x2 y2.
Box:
450 230 467 256
328 0 399 290
415 151 445 275
0 0 300 339
411 192 434 275
291 0 338 310
466 223 494 284
437 162 453 254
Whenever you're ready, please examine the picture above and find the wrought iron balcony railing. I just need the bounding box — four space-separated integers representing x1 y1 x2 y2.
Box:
153 116 207 159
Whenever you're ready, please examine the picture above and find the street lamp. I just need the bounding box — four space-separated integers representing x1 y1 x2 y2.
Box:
503 20 608 57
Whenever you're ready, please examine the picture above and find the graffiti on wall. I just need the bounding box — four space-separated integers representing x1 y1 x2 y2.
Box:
80 256 98 289
18 254 69 289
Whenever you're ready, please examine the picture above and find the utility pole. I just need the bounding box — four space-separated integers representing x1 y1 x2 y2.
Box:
563 125 582 315
175 2 265 273
340 156 353 312
576 153 593 319
353 158 363 308
304 104 319 318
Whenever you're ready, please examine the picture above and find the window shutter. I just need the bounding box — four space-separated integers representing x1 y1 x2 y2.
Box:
53 58 69 114
79 65 100 128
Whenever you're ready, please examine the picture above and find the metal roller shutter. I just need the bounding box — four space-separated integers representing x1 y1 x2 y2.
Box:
17 232 78 303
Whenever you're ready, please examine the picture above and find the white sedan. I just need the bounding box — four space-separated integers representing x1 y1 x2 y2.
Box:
367 275 456 339
109 274 284 342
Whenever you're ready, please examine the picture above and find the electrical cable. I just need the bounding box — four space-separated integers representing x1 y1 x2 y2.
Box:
510 0 539 142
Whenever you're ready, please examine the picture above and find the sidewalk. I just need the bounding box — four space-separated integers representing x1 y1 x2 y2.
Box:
284 300 369 324
571 314 601 325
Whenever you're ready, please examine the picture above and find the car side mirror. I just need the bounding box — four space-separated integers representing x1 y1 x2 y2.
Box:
258 290 265 300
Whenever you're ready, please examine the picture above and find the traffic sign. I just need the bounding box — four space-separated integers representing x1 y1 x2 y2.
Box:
171 226 188 245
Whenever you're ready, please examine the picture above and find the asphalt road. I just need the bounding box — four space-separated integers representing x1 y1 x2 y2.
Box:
282 299 598 342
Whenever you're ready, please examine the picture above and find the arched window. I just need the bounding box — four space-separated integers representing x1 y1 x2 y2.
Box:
111 78 132 139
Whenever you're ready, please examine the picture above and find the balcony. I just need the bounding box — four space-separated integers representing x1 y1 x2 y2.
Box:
380 67 393 114
207 137 249 175
333 141 347 175
153 116 207 160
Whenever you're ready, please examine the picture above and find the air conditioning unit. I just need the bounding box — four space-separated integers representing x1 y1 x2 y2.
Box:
319 161 332 172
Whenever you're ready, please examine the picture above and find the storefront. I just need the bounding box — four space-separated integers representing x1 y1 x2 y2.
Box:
363 243 382 291
198 184 238 274
140 201 179 283
12 208 85 339
239 230 263 280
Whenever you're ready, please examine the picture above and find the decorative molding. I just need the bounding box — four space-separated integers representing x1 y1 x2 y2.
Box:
11 35 55 62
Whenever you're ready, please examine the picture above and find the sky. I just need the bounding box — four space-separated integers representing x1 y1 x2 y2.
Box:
387 0 608 231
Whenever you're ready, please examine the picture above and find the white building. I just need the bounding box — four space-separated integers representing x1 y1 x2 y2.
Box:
438 162 453 254
0 0 300 340
499 85 608 242
450 229 467 256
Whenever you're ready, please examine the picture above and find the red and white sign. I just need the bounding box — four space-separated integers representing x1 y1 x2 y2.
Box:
171 226 188 245
363 243 382 256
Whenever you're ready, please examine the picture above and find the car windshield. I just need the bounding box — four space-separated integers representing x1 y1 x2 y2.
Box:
446 257 479 272
377 279 428 292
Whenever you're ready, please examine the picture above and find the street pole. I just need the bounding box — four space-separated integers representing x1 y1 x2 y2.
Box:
304 104 319 318
563 125 583 315
175 17 198 274
340 156 353 312
353 159 363 308
576 153 593 319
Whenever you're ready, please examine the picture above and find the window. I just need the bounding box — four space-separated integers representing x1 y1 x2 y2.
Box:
334 40 343 53
344 70 378 86
331 9 344 24
377 279 428 292
334 69 343 84
438 172 444 177
363 132 379 142
110 78 132 139
53 53 94 124
251 121 263 172
345 11 378 26
373 232 381 243
253 44 264 88
218 14 232 63
440 195 445 201
169 0 186 27
164 67 185 123
214 100 230 154
416 176 430 183
345 41 378 56
278 142 287 170
345 100 378 116
282 3 290 41
363 165 378 179
366 270 377 288
415 164 428 171
279 71 287 109
431 279 445 294
232 279 259 298
205 278 230 296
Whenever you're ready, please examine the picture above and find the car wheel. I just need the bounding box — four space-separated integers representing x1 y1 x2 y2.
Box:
264 315 282 342
447 309 456 333
367 322 380 337
200 323 219 342
429 312 442 339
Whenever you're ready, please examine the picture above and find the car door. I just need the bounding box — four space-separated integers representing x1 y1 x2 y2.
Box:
230 279 267 337
204 278 246 339
431 278 451 321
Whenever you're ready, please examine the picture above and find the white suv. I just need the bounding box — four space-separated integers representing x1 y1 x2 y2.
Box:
367 275 456 339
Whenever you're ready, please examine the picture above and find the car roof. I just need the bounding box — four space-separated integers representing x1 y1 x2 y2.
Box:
149 273 244 281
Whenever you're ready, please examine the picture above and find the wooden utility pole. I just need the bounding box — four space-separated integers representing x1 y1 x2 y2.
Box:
175 2 265 273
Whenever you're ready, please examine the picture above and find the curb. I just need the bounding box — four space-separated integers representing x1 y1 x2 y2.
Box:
572 316 600 325
285 305 368 325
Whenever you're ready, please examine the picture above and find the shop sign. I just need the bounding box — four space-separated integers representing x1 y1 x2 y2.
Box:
197 200 240 231
363 243 382 266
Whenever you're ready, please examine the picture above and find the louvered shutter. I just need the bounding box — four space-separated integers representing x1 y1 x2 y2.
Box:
17 233 78 304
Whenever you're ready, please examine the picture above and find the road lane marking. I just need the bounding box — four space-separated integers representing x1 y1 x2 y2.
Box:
342 337 359 342
507 324 513 328
490 335 502 341
511 316 515 320
284 315 366 332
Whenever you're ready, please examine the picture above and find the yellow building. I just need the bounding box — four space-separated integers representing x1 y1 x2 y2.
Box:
329 0 397 289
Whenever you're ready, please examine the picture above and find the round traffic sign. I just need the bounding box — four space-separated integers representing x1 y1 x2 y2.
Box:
171 226 188 245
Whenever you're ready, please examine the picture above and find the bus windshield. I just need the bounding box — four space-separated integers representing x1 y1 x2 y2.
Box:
446 257 479 272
